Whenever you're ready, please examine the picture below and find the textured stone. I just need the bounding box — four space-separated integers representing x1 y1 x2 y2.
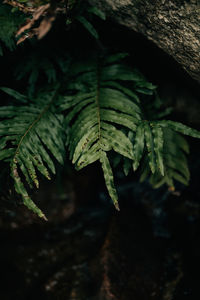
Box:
89 0 200 83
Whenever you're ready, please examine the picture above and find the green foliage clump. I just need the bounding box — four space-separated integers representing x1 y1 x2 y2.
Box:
1 53 200 219
0 3 25 55
0 1 200 219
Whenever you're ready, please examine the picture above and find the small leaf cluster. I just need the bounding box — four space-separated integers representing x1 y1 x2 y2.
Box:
0 3 25 55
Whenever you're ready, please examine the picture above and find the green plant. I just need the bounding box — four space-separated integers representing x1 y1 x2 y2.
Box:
14 44 71 96
0 2 25 55
0 1 200 220
0 53 200 219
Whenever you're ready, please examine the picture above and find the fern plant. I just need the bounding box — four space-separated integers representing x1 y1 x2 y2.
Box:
0 86 65 219
0 53 200 219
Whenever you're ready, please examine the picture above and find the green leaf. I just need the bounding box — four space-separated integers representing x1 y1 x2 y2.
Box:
72 125 98 163
87 6 106 20
101 108 137 131
133 123 145 171
100 151 119 210
144 122 156 174
76 16 99 39
158 120 200 138
101 122 134 159
1 87 27 103
123 157 132 176
101 64 144 82
152 125 164 176
103 53 128 65
101 81 140 103
76 143 100 170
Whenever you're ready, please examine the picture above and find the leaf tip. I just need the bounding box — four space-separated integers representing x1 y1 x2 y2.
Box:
35 180 39 188
114 202 120 211
133 162 138 172
160 169 165 177
41 214 48 221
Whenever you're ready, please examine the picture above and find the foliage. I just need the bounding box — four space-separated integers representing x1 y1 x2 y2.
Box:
1 53 200 219
140 128 190 188
74 4 106 39
0 86 66 219
14 44 71 96
0 1 200 219
1 0 105 46
0 3 25 55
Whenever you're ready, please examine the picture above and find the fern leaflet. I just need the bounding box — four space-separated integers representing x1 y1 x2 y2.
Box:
140 128 191 189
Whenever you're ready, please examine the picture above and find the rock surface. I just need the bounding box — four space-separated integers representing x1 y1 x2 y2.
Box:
89 0 200 83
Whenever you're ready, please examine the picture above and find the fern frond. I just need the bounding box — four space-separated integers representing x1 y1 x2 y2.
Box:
113 112 199 191
0 87 65 219
60 55 147 209
140 127 191 189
